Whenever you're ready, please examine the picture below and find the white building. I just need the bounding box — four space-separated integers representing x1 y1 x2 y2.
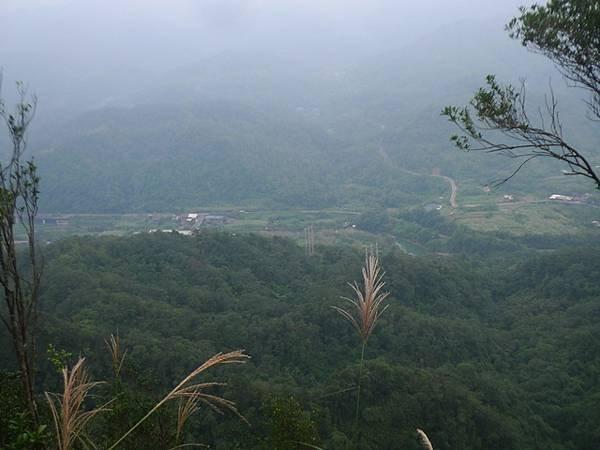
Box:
549 194 573 201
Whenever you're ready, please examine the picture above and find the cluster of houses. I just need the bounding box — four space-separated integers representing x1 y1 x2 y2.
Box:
501 193 594 203
148 229 194 236
180 213 230 228
490 189 596 205
146 212 232 236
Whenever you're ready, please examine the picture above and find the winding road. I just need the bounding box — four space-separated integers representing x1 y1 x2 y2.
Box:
377 146 458 208
433 174 458 208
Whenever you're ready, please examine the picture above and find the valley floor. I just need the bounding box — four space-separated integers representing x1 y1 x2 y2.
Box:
32 192 600 256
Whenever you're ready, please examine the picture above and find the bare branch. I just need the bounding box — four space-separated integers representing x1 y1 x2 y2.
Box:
443 76 600 189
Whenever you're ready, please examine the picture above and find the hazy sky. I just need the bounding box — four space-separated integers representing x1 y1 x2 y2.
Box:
0 0 533 109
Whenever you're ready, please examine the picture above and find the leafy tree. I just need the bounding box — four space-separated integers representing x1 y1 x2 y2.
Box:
0 77 42 422
266 397 321 450
0 371 48 449
356 208 393 233
443 0 600 189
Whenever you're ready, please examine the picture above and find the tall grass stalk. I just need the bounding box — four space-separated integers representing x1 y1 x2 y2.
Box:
107 350 249 450
353 341 366 437
105 333 127 379
417 429 434 450
45 357 110 450
176 395 201 444
332 253 390 448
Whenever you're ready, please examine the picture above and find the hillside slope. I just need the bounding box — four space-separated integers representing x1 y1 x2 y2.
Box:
31 20 600 212
1 232 597 449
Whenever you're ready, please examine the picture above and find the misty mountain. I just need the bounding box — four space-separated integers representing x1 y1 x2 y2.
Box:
1 0 527 111
29 19 599 212
36 103 341 211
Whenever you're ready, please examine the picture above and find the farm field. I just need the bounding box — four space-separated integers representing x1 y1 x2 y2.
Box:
29 190 600 256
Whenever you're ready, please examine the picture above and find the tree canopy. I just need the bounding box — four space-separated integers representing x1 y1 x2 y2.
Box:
2 231 599 449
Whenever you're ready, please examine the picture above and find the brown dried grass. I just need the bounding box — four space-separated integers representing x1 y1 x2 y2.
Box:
332 253 390 446
108 350 250 449
45 357 110 450
417 428 434 450
332 253 390 343
105 333 127 378
176 395 201 443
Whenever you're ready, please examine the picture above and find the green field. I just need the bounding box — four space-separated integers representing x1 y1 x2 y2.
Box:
447 195 600 235
29 187 600 255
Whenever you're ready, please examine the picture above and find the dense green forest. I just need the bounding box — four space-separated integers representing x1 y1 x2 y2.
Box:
2 231 599 449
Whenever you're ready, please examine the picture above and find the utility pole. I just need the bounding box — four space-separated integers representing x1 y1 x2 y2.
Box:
305 225 315 256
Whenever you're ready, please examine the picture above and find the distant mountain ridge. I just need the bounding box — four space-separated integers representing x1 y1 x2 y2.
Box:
30 20 599 212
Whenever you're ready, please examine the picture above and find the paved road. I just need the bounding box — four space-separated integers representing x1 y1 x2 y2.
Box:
433 174 458 208
377 147 458 208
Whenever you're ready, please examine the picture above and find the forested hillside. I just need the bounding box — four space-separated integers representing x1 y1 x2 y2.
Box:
36 103 344 211
2 232 598 449
30 20 599 213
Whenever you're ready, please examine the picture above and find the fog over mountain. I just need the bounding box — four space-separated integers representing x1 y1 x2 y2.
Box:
4 0 598 214
2 0 530 111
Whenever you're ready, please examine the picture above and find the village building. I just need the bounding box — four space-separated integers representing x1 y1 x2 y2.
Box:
549 194 574 201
